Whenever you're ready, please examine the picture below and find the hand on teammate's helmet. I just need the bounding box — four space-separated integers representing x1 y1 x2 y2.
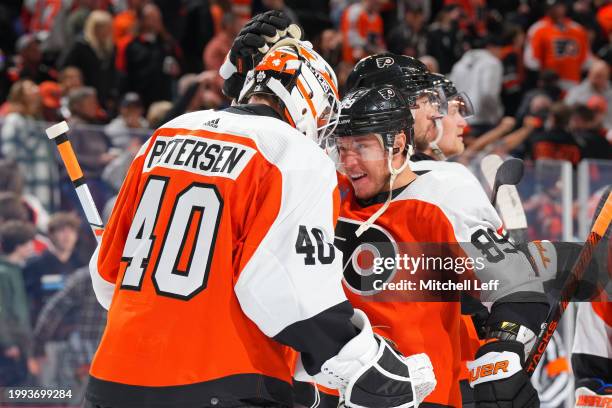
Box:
469 340 540 408
219 11 302 100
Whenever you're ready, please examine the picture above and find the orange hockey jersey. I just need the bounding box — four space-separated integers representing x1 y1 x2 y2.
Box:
335 161 543 406
524 17 590 87
87 105 350 407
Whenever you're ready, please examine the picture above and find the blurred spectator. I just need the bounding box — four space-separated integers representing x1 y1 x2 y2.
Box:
0 191 30 225
172 0 215 74
121 3 181 109
65 0 98 41
261 0 300 24
426 5 464 74
340 0 386 63
58 10 118 112
28 266 106 399
39 80 63 122
64 87 115 211
0 191 50 256
565 59 612 128
500 25 527 116
387 3 426 57
0 220 36 386
156 71 224 126
146 100 173 129
24 212 82 324
0 162 50 233
104 92 148 149
102 130 145 192
29 0 63 33
203 13 241 72
515 69 561 124
569 104 612 160
524 0 590 90
450 35 505 134
317 29 344 69
419 55 439 73
0 80 60 212
57 66 84 118
525 102 582 165
8 33 57 84
112 0 146 46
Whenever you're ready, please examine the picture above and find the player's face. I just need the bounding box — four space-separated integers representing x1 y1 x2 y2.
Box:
411 94 441 140
336 134 389 199
438 100 468 157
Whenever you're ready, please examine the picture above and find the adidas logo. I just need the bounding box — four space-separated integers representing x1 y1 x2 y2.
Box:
204 118 220 128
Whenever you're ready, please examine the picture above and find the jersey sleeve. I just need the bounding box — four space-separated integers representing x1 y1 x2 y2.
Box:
524 23 544 71
441 173 549 332
89 140 150 309
234 157 356 374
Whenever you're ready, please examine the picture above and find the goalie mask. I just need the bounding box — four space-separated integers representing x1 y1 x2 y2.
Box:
238 38 340 145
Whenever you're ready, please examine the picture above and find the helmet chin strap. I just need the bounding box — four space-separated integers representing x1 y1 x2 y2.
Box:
429 117 446 161
355 141 412 237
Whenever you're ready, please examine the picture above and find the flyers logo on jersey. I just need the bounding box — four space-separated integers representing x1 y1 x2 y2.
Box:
376 57 394 68
553 38 579 57
468 360 509 383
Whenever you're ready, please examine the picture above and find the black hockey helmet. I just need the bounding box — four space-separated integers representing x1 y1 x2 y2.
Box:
428 72 474 118
334 84 413 150
428 73 457 97
345 53 437 105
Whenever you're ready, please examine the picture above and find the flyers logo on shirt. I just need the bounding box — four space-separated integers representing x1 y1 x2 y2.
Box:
335 218 398 295
553 38 579 57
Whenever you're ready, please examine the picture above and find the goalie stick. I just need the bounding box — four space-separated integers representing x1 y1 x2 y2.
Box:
480 154 528 243
525 189 612 376
46 121 105 241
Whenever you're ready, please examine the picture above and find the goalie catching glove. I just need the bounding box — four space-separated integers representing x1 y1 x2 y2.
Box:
220 11 301 100
314 309 436 408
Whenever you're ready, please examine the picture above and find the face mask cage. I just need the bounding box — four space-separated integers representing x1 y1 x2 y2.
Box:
316 90 341 148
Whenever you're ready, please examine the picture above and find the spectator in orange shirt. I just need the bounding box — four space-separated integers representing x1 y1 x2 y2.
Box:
524 0 591 89
340 0 386 63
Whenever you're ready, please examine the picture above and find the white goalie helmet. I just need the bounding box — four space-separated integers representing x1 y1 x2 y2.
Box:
238 38 341 145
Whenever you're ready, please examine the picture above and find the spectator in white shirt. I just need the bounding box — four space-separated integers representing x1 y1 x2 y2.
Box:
449 36 506 135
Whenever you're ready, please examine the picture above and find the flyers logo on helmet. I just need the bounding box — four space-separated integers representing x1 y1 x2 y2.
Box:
376 57 394 68
379 88 396 100
468 360 509 383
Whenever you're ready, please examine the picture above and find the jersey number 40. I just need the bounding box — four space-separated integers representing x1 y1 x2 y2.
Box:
119 176 223 300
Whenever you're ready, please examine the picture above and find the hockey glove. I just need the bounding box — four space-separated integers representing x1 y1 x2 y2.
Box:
219 11 301 100
574 378 612 408
315 309 436 408
468 340 539 408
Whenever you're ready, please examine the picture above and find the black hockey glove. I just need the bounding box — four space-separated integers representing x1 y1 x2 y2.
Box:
219 11 301 100
469 340 539 408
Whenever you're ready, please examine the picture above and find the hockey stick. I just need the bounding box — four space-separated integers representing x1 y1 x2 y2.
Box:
525 190 612 376
480 154 528 243
46 121 105 242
